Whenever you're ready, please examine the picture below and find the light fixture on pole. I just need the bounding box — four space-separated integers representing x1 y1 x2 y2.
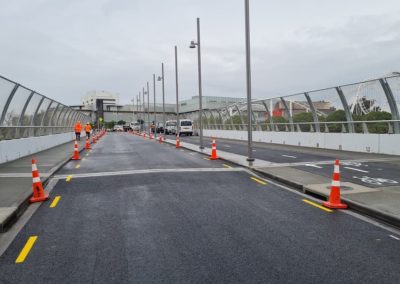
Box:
157 62 166 135
189 17 204 150
244 0 254 163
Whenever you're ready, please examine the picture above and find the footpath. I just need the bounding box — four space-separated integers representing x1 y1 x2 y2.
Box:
0 139 86 232
164 137 400 228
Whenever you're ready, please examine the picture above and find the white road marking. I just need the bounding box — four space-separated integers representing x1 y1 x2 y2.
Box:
224 145 231 148
389 235 400 240
344 167 369 173
282 155 296 159
53 167 245 180
304 164 323 169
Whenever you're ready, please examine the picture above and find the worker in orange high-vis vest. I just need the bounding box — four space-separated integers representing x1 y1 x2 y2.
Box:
74 121 82 141
85 122 92 139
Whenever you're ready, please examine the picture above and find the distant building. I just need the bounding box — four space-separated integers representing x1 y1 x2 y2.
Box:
81 91 120 111
179 96 245 113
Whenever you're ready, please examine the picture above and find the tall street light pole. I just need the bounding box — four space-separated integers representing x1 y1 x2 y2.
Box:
190 17 204 150
147 81 150 133
175 45 180 136
153 73 157 139
142 87 145 131
244 0 254 163
157 62 166 136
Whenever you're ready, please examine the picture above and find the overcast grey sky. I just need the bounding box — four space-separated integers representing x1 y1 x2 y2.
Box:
1 0 400 105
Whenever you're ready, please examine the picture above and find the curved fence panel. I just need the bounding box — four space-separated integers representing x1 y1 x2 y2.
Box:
0 75 91 140
204 74 400 135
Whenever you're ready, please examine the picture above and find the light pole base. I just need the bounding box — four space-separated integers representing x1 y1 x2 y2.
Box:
247 157 255 166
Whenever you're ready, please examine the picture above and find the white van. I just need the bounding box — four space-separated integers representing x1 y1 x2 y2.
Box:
178 119 193 136
130 122 140 131
165 120 177 135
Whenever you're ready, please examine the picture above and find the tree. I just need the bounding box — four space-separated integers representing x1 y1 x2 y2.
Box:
293 112 313 132
326 110 347 132
361 111 392 133
272 116 287 131
117 120 126 125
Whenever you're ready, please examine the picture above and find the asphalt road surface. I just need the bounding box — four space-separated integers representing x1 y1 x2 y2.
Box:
178 135 400 188
1 132 399 283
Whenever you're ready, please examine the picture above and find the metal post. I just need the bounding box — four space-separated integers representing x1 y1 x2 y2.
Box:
153 73 157 139
161 63 166 135
147 82 150 132
142 87 145 131
244 0 254 162
196 18 205 149
175 46 180 135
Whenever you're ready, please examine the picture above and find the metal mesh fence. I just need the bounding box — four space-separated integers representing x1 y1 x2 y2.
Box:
185 74 400 134
0 75 91 140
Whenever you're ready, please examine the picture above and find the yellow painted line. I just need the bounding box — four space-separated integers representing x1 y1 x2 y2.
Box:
302 199 333 213
15 236 38 263
86 153 89 156
82 158 86 161
250 177 268 185
75 164 80 169
223 164 232 168
66 175 72 182
50 196 61 208
203 157 210 160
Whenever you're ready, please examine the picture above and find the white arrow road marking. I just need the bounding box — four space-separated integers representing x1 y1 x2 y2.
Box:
304 164 323 169
344 167 369 173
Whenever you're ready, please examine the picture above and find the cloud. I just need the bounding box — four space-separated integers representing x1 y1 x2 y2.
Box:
1 0 400 106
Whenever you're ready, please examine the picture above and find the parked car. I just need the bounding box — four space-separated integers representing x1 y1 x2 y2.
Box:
113 125 123 132
178 119 193 136
130 122 141 131
156 122 164 133
165 120 177 135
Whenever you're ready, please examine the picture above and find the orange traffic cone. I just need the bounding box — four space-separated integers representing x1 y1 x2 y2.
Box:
159 135 163 144
210 138 220 160
149 131 153 140
30 159 49 203
92 135 96 144
176 134 180 148
72 140 81 160
323 160 347 209
85 137 91 150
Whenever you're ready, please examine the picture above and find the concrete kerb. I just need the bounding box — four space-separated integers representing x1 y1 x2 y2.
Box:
163 138 400 229
0 141 87 233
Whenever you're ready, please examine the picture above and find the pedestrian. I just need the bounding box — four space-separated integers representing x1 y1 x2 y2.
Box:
85 122 92 139
74 121 82 141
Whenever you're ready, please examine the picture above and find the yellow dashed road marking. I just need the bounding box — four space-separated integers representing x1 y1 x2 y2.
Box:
302 199 333 213
15 236 38 264
250 177 268 185
50 196 61 208
66 175 72 182
75 164 80 169
223 164 232 168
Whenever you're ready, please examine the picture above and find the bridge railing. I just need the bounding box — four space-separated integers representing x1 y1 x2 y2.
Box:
184 73 400 135
202 120 399 134
0 75 90 140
